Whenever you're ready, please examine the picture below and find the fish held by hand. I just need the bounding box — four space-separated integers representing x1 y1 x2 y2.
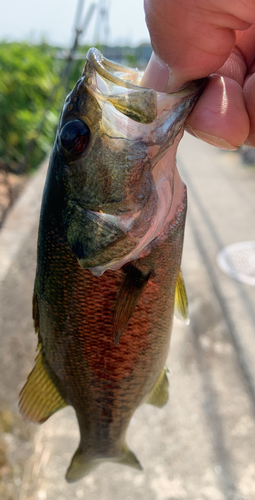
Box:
19 48 206 481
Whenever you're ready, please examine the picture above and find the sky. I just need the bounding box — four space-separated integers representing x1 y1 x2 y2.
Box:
0 0 150 47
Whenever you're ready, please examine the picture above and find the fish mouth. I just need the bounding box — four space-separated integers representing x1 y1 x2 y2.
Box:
61 50 207 275
85 47 144 89
64 143 177 276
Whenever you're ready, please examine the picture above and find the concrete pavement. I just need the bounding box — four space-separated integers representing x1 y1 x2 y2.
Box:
0 135 255 500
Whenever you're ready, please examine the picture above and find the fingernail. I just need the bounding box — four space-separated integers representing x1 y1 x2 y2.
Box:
141 52 170 92
191 129 238 151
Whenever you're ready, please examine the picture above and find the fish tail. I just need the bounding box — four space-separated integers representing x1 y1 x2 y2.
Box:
65 446 97 482
118 444 143 471
66 444 142 482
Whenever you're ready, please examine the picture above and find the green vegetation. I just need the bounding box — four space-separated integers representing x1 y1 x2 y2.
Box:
0 41 143 175
0 41 85 173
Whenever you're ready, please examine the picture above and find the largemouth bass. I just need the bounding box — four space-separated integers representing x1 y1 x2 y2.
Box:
19 48 206 482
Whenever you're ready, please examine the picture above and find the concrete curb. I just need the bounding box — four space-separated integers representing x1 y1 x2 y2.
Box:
0 157 48 284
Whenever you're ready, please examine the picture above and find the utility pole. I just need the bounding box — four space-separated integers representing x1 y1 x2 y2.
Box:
18 0 96 173
62 0 96 92
93 0 111 46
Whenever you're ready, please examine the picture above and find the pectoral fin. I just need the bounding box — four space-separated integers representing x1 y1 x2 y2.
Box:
114 264 150 346
19 351 67 423
146 367 169 408
174 269 189 325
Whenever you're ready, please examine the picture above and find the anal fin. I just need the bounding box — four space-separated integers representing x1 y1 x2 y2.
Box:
19 351 67 423
175 268 189 325
146 367 169 408
114 264 150 346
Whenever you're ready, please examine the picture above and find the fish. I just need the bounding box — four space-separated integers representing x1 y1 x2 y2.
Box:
19 48 206 482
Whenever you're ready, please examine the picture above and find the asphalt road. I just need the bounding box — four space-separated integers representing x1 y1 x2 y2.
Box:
0 134 255 500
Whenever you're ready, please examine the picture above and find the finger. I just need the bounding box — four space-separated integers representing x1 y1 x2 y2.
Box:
187 27 255 148
216 26 255 85
142 1 254 149
235 25 255 68
186 75 250 149
184 27 255 149
243 72 255 147
141 58 250 150
144 0 253 89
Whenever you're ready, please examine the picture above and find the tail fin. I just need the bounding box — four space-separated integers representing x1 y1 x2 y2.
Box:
118 445 143 471
66 444 142 483
66 446 96 483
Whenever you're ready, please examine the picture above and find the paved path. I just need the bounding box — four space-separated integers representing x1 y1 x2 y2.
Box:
0 135 255 500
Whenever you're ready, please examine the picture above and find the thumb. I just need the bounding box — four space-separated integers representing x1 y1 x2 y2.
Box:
143 0 253 91
141 0 251 149
141 51 249 150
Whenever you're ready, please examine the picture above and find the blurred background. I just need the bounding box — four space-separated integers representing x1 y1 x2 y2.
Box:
0 0 152 227
1 1 255 499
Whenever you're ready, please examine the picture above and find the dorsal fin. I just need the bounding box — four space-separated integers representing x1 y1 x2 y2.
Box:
19 351 67 423
175 269 189 325
114 264 150 346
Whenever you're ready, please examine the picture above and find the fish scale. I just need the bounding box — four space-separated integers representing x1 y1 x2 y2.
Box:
19 48 206 481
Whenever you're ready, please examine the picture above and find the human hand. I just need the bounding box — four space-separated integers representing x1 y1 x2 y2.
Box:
142 0 255 149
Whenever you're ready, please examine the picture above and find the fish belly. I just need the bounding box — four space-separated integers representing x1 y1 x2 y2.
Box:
21 187 186 480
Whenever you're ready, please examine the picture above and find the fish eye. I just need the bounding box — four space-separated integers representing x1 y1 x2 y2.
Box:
60 119 90 155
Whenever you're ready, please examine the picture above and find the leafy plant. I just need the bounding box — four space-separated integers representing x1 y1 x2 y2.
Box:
0 41 142 175
0 42 69 172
